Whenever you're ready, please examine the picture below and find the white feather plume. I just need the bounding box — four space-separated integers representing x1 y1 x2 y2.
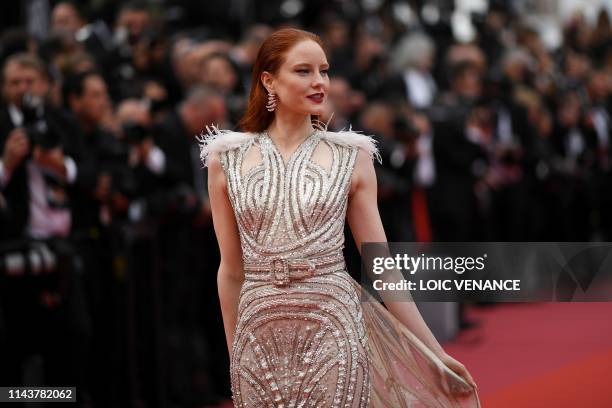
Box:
197 125 253 167
319 123 382 164
197 122 382 167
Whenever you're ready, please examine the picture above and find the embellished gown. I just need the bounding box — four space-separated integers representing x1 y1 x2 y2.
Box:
200 128 481 408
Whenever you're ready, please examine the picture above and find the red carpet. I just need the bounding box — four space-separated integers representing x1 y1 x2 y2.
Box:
443 302 612 407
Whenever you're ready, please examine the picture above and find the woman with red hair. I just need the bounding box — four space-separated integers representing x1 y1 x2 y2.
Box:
201 27 480 407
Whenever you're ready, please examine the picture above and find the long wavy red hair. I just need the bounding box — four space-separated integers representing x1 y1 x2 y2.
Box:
238 28 325 133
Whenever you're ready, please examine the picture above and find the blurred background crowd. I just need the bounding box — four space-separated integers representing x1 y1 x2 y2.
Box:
0 0 610 407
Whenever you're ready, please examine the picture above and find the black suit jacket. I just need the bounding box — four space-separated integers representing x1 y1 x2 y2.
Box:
153 110 204 189
0 105 30 239
429 95 489 240
373 134 417 242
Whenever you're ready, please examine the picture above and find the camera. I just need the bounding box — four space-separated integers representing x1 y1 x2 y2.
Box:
393 115 419 144
97 138 137 198
122 121 149 145
20 94 71 209
21 93 62 150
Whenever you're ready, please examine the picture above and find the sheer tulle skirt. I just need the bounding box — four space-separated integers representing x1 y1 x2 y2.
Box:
355 280 481 407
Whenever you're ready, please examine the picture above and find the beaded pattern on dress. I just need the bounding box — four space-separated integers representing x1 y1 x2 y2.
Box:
201 126 482 408
204 127 378 407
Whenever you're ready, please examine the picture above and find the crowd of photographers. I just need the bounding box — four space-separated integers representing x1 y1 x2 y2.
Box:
0 0 610 407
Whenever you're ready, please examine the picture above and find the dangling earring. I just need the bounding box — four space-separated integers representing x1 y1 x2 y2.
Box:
266 90 277 112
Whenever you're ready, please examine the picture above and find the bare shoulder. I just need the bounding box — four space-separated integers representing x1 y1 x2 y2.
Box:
206 151 228 191
350 147 378 195
207 150 223 174
198 125 255 167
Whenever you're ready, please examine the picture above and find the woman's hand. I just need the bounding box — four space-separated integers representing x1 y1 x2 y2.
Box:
437 353 478 396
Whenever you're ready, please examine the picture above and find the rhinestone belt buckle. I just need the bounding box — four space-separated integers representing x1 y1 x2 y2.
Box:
271 258 290 287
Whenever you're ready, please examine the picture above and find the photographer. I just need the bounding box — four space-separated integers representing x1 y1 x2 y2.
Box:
550 90 600 241
0 53 89 399
0 53 81 239
430 61 489 242
480 52 537 241
64 72 169 407
117 98 170 215
62 70 131 230
62 69 132 407
358 101 423 242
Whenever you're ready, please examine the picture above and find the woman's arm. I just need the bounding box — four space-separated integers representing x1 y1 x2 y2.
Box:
347 148 477 390
208 151 244 355
347 148 448 357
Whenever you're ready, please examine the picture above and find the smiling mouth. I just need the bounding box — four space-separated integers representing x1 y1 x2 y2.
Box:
307 93 324 103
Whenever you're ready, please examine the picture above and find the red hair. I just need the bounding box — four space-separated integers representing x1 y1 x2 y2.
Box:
238 28 325 133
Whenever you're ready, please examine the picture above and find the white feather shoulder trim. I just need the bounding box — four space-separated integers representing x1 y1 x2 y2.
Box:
320 127 382 164
197 125 254 167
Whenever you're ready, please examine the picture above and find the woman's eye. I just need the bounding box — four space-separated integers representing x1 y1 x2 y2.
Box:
297 69 309 74
321 69 329 75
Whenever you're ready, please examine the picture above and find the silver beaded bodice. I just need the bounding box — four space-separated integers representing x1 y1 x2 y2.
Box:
220 131 356 263
217 130 371 407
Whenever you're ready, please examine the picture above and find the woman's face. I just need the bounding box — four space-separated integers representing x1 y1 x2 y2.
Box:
263 40 330 117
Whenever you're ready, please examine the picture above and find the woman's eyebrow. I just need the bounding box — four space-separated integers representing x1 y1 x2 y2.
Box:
292 62 330 68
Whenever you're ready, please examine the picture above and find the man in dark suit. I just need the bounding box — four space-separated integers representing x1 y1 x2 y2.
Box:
549 90 600 241
377 32 438 110
0 53 78 239
0 52 90 399
62 69 130 231
62 69 136 407
154 86 227 200
152 85 231 403
430 61 489 242
356 101 419 243
477 65 538 241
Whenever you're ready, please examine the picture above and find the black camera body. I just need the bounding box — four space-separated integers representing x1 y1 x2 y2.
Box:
20 94 71 209
97 136 137 198
121 121 149 145
21 93 62 150
393 116 419 144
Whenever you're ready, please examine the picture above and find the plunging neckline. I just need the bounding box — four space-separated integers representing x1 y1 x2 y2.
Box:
263 130 319 167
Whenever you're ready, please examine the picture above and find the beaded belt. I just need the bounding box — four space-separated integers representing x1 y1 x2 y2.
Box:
243 253 345 287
